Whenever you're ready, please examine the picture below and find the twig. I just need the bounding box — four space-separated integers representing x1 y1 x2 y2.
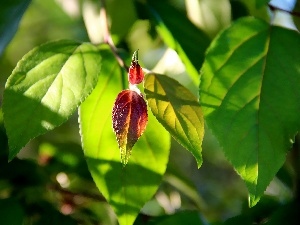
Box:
99 0 129 71
49 184 107 202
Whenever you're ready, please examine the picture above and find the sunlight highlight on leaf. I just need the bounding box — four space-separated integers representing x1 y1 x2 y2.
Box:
79 47 170 225
200 17 300 206
144 73 204 167
112 89 148 166
3 40 101 160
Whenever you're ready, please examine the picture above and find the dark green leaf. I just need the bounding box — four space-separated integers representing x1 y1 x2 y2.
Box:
144 73 204 167
256 0 271 8
79 47 171 225
139 211 205 225
0 0 31 56
3 40 101 160
200 17 300 206
145 0 210 85
0 198 24 225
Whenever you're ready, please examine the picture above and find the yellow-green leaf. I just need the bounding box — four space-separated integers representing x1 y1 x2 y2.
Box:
144 73 204 167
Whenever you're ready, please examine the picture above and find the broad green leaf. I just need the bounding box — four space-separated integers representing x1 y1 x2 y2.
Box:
0 0 31 56
145 0 210 85
79 47 171 225
144 73 204 168
3 40 101 160
200 17 300 206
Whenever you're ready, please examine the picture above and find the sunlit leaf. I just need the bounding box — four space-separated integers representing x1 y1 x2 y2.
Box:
79 47 171 225
144 73 204 168
112 89 148 166
0 0 31 56
145 0 210 85
3 40 101 160
200 17 300 206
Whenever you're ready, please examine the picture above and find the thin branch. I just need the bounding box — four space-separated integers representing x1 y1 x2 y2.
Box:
49 184 107 202
99 0 129 71
268 4 300 17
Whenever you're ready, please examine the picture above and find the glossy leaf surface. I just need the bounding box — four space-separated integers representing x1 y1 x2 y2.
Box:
144 73 204 167
79 47 170 225
3 40 101 160
112 89 148 166
200 17 300 206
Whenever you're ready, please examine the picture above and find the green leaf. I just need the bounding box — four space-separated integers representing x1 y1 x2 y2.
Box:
0 0 31 56
200 17 300 206
144 73 204 168
256 0 270 8
145 0 210 85
3 40 101 160
79 47 171 225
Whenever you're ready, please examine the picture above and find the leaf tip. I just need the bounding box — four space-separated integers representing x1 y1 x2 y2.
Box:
120 146 132 167
248 194 260 207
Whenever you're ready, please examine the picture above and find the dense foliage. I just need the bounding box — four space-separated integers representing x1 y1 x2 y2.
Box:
0 0 300 224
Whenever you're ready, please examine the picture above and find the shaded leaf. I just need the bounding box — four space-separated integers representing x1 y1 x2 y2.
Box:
79 47 171 225
0 198 24 225
144 73 204 167
256 0 271 8
112 89 148 166
0 0 31 56
135 211 205 225
144 0 210 85
3 40 101 160
200 17 300 206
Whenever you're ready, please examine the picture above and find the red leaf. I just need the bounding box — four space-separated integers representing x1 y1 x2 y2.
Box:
128 50 144 84
112 89 148 165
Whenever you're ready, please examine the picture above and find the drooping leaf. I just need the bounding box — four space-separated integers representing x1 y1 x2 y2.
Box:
112 89 148 166
0 0 31 56
3 40 101 160
144 0 210 85
200 17 300 206
79 47 171 225
144 73 204 168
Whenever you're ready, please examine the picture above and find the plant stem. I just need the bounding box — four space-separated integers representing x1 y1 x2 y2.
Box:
99 0 129 71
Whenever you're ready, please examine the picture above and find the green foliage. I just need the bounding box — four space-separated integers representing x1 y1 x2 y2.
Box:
0 198 24 225
3 40 101 160
0 0 299 224
79 47 171 225
144 73 204 167
143 0 210 85
200 17 300 206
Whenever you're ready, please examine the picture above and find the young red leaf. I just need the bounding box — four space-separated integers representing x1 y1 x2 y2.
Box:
112 89 148 166
128 50 144 84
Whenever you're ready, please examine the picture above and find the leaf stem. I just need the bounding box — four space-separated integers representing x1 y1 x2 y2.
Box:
99 0 129 71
